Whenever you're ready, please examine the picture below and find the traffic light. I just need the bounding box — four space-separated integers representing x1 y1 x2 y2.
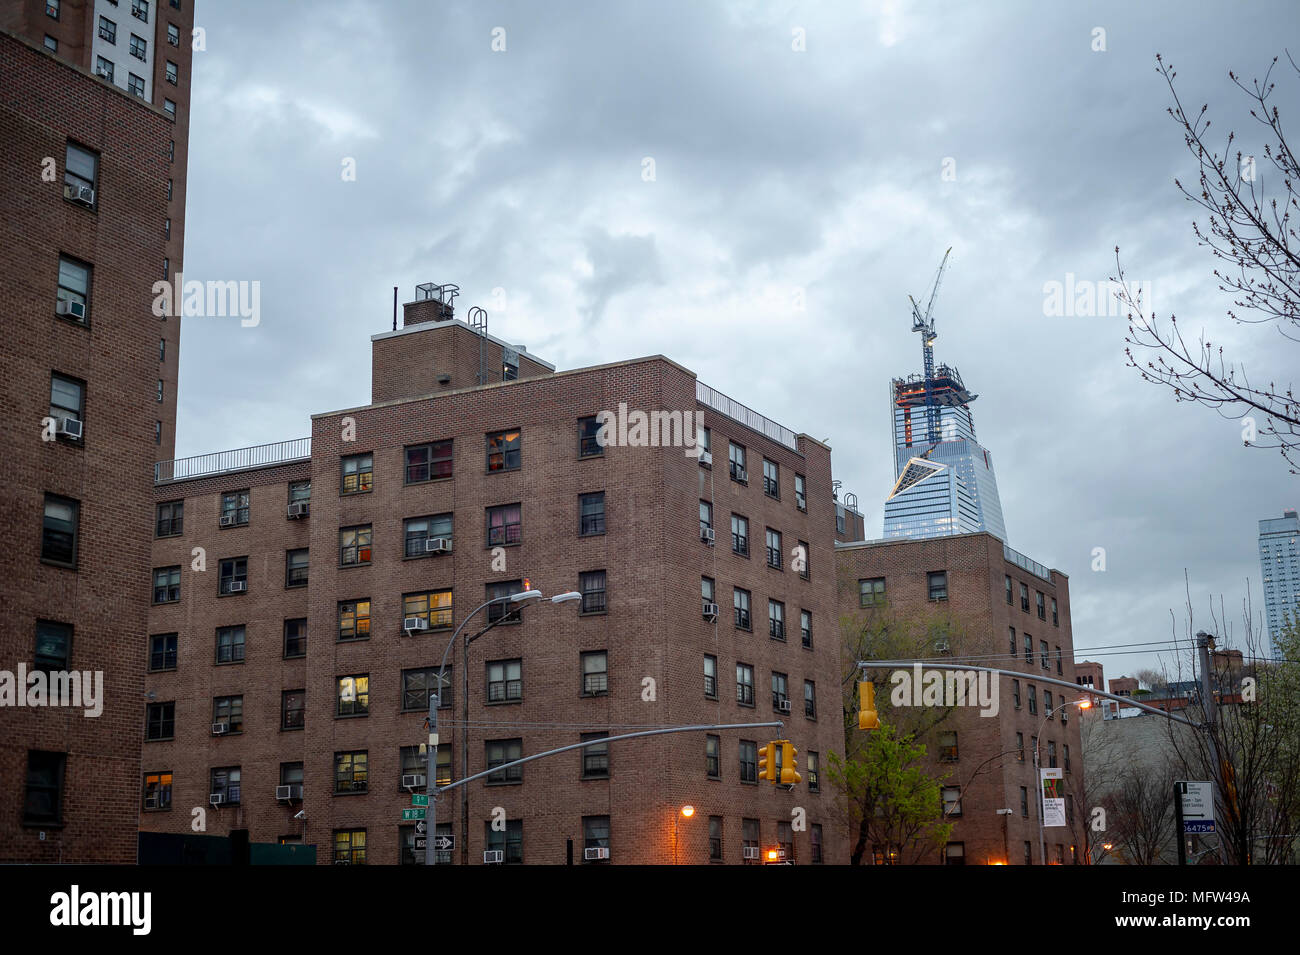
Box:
757 742 777 783
858 681 880 730
780 742 801 786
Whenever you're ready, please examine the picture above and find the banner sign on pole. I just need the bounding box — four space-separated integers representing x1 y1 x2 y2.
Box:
1041 768 1066 827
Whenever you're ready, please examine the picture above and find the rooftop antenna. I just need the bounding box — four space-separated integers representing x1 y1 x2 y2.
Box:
468 306 488 385
908 247 951 444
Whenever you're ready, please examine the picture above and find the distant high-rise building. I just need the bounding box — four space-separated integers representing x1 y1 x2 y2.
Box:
1259 509 1300 655
882 364 1007 542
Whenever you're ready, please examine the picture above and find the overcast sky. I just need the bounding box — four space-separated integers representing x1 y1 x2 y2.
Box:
175 0 1298 678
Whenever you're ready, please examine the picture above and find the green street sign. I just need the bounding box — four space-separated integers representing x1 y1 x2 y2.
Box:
410 794 429 807
402 808 426 821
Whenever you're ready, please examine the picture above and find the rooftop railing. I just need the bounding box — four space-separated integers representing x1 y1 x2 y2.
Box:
1003 543 1053 581
155 437 311 484
696 380 798 451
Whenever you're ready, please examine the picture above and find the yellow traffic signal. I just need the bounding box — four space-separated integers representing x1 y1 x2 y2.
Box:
780 742 801 786
757 742 777 783
858 681 880 730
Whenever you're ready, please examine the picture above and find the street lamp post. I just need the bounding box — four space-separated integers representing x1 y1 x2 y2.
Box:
1033 698 1089 865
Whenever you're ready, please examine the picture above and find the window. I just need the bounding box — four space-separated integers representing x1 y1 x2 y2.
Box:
65 143 98 203
729 441 747 482
147 632 176 672
578 416 602 457
1048 741 1057 769
218 557 247 595
338 599 371 641
928 570 948 601
128 73 145 97
1052 598 1059 626
486 739 523 784
699 500 713 538
403 590 452 630
1024 633 1033 663
739 740 757 783
579 570 607 613
1045 690 1054 715
582 816 610 861
1016 732 1025 762
56 255 90 320
402 743 451 790
42 494 79 566
337 675 369 716
942 786 962 817
285 548 308 588
44 34 57 51
765 528 782 569
215 625 245 664
95 57 114 81
486 819 523 864
220 490 249 526
762 458 779 498
132 0 149 21
404 440 453 483
709 816 723 861
486 659 523 703
580 492 606 536
736 663 754 706
486 429 521 471
702 576 715 613
339 525 372 566
165 60 177 83
486 504 522 546
1064 744 1071 773
1028 684 1037 715
49 374 84 437
1037 592 1046 620
703 654 717 699
811 824 823 864
581 733 610 778
213 696 243 734
1009 626 1018 655
582 651 608 696
731 514 749 556
334 752 368 793
777 822 794 862
1005 574 1013 604
45 0 59 20
340 454 373 493
772 672 789 711
698 427 712 464
798 610 813 650
705 735 721 778
155 500 183 537
1020 583 1030 612
1012 679 1021 709
283 618 306 658
152 566 180 604
34 620 71 672
485 580 524 624
859 577 886 608
163 98 175 118
743 819 760 863
332 829 366 865
25 752 65 824
404 514 453 557
1041 640 1050 669
794 473 806 510
400 667 450 712
143 772 172 811
145 702 174 740
938 731 958 761
945 843 965 866
733 588 751 630
129 33 146 59
280 762 303 790
281 690 305 730
1024 841 1032 864
1055 646 1063 675
807 752 820 792
797 540 810 580
289 481 311 505
768 600 785 640
167 23 179 45
804 680 816 718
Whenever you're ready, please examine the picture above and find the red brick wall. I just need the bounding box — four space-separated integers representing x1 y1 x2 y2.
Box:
371 320 553 404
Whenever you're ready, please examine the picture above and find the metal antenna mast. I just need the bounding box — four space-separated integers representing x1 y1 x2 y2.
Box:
908 247 951 444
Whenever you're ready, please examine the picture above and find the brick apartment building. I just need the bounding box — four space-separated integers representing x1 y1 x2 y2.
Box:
0 0 194 863
836 532 1088 864
139 289 851 865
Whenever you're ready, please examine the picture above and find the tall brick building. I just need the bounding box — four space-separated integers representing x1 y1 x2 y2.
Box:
836 532 1088 864
0 0 195 863
139 290 850 865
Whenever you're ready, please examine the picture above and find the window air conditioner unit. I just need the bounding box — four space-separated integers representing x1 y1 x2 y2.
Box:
55 299 86 319
700 527 715 545
425 537 452 554
57 417 83 440
584 847 609 861
779 700 792 714
404 617 429 633
211 722 228 735
95 65 112 78
287 502 309 518
350 781 366 791
219 514 236 527
483 850 504 864
75 185 95 205
743 847 760 860
275 784 302 801
228 581 246 592
333 860 351 865
144 794 159 809
934 639 950 653
700 451 712 466
402 774 426 789
734 467 747 482
209 793 224 806
702 602 719 623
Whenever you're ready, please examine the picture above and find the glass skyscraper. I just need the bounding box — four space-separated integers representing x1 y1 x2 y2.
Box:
882 365 1007 542
1259 509 1299 656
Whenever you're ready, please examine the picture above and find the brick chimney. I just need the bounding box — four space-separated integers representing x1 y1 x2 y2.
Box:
403 282 458 327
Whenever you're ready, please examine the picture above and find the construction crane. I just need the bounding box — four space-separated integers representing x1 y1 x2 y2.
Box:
908 247 952 444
